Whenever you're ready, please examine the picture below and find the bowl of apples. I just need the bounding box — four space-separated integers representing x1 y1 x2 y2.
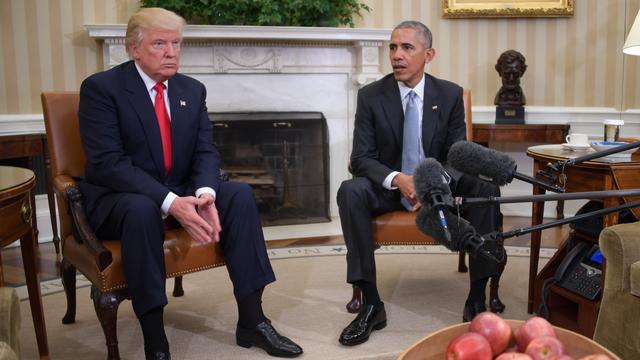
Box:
398 313 620 360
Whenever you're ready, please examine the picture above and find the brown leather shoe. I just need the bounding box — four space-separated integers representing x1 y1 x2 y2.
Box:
339 304 387 346
236 321 303 358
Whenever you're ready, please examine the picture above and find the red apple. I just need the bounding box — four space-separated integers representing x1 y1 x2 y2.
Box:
551 355 575 360
446 332 492 360
525 336 565 360
469 311 513 355
578 355 613 360
496 353 534 360
515 317 557 351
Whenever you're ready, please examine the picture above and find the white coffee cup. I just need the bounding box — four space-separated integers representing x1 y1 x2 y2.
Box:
565 133 589 145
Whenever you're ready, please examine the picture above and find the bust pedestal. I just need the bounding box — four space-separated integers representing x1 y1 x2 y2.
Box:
496 105 525 124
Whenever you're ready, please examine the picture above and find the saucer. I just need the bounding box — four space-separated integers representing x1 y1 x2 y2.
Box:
562 143 591 151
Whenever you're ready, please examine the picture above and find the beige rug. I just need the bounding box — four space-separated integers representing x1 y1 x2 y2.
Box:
18 246 548 359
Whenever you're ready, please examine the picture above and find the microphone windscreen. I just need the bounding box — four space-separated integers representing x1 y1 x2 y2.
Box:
415 207 476 251
447 141 517 186
414 158 452 202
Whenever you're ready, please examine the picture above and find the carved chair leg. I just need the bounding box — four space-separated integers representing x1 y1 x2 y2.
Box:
172 276 184 297
458 251 468 273
489 251 508 313
346 285 362 314
60 258 77 324
91 286 128 360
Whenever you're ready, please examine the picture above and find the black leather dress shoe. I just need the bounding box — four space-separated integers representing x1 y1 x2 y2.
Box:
339 304 387 346
462 302 487 322
236 321 303 358
146 351 170 360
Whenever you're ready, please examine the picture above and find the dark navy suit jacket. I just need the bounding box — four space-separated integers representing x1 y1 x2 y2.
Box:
78 60 220 230
349 73 466 187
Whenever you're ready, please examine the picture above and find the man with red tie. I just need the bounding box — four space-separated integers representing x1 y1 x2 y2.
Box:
78 7 302 359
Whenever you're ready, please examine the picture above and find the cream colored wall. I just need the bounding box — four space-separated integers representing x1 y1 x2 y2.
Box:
1 0 640 114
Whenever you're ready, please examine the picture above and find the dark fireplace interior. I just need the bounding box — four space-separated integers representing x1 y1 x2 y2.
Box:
209 112 330 226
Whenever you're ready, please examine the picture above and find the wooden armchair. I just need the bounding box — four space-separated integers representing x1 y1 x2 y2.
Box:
346 89 506 314
41 92 226 360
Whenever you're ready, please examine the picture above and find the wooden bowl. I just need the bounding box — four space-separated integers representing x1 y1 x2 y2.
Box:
398 319 620 360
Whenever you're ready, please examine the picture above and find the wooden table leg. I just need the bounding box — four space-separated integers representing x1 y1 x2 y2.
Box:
20 226 49 359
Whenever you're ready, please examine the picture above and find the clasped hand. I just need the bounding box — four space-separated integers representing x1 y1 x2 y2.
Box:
393 173 422 211
169 194 221 243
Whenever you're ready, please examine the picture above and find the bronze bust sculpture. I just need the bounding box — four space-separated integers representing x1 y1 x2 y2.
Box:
494 50 527 107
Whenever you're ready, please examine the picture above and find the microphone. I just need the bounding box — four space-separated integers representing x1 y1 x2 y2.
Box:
447 141 563 192
413 158 454 238
415 207 504 264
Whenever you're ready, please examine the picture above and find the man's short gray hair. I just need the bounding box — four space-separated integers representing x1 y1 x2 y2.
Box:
394 20 433 48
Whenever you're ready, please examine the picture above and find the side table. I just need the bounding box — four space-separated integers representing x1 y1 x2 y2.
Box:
0 133 60 253
0 166 49 358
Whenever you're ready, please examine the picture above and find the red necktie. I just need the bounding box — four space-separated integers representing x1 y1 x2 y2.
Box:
154 82 172 174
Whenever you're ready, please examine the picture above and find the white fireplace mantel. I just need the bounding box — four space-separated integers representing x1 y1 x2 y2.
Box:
86 24 390 86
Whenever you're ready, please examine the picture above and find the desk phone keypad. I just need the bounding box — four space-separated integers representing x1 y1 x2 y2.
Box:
560 264 602 300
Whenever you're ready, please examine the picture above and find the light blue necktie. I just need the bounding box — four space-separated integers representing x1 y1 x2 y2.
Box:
400 90 420 210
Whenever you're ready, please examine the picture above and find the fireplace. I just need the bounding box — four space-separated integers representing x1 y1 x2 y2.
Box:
210 112 330 226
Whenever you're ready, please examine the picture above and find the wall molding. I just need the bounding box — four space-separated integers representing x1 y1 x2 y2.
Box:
3 107 639 136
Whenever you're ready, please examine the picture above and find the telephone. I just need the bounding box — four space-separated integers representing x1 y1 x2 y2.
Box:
554 241 603 300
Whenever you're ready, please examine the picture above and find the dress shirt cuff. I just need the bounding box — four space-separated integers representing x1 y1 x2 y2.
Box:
161 192 179 217
195 187 216 201
383 171 400 190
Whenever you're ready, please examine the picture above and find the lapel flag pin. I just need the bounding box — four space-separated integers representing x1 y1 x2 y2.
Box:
180 100 186 106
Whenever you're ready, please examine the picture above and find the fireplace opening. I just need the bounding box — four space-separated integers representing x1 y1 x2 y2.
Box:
209 112 330 226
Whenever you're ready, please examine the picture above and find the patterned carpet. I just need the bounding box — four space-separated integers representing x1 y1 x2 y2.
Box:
18 245 549 359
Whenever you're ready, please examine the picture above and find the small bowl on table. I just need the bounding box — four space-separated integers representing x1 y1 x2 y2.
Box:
398 319 620 360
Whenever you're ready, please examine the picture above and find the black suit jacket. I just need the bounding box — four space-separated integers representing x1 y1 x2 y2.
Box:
350 73 466 187
78 60 220 229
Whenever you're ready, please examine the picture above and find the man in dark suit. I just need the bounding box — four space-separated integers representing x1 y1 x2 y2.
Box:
337 20 503 346
78 8 302 359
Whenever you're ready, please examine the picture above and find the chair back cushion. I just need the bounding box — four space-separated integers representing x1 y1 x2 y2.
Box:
41 92 84 178
41 92 83 241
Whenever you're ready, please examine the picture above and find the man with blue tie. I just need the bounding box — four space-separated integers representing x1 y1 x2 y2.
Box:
78 7 302 359
337 20 503 346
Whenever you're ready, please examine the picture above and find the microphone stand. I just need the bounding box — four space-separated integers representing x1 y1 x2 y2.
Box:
481 199 640 242
455 189 640 206
510 171 565 193
539 141 640 188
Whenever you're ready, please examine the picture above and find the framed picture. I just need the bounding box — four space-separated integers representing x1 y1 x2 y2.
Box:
442 0 574 18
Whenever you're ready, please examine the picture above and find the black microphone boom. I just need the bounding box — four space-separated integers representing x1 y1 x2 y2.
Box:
413 158 455 242
415 207 504 264
414 158 453 206
447 141 564 193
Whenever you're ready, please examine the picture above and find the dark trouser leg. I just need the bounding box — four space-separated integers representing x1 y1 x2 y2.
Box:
337 177 401 285
92 193 169 356
452 173 505 317
215 181 276 304
93 193 168 318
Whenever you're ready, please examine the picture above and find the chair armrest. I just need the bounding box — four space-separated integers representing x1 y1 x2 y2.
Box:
599 222 640 292
64 185 113 271
631 260 640 297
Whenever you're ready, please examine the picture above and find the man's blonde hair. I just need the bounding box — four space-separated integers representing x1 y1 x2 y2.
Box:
125 7 185 51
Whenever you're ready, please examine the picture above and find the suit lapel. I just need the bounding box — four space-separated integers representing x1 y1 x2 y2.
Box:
380 77 404 147
167 78 187 177
123 62 166 177
421 74 439 156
